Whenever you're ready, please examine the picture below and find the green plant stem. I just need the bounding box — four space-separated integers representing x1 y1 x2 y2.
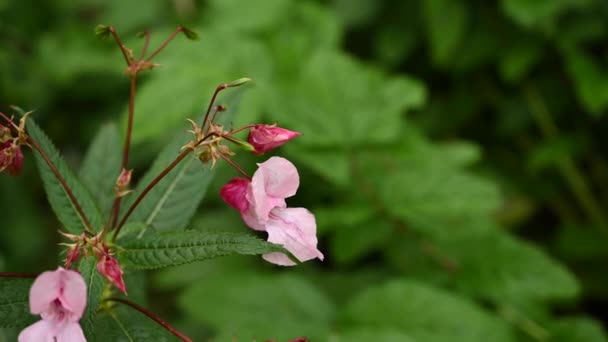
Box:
113 149 191 240
106 297 193 342
27 136 96 234
524 85 608 234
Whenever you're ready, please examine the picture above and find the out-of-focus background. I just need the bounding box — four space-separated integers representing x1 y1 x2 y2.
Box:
2 0 608 341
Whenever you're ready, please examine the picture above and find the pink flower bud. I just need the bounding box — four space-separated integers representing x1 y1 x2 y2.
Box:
0 142 23 176
116 168 133 188
219 177 251 212
247 124 301 154
18 267 87 342
65 245 81 269
97 252 127 294
8 145 23 176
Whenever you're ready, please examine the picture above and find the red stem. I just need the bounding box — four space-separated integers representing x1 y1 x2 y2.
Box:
0 272 37 278
219 152 250 178
113 149 191 240
137 30 151 61
108 27 131 66
201 84 227 131
27 137 96 234
107 297 193 342
122 75 138 169
144 27 183 62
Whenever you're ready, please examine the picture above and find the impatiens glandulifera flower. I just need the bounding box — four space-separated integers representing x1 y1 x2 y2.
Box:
95 245 127 294
0 141 24 176
18 267 87 342
219 157 323 265
247 124 301 155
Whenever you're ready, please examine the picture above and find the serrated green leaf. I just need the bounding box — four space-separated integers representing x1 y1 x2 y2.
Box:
0 278 34 328
342 279 516 342
27 120 104 233
118 231 286 270
179 273 334 341
79 123 122 217
79 257 105 339
92 307 179 342
119 140 213 237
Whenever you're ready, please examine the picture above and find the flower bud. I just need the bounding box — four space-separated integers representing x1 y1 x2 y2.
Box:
0 142 23 176
0 124 11 143
96 250 127 294
247 124 301 154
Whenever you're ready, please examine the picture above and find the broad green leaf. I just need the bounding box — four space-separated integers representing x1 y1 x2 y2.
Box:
120 137 213 236
551 317 608 342
0 278 34 328
343 279 516 342
179 273 334 341
203 0 290 33
501 0 590 30
423 0 468 66
271 51 426 148
331 219 392 265
118 231 286 270
27 120 104 233
92 307 178 342
79 123 122 217
79 257 105 339
563 49 608 116
335 328 417 342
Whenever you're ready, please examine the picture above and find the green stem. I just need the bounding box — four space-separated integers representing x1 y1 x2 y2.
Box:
524 85 608 233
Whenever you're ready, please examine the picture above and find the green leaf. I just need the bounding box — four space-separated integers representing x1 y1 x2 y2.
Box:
0 278 34 328
79 123 122 217
342 279 516 342
271 51 426 148
92 307 179 342
118 231 286 270
79 257 105 339
423 0 468 66
501 0 591 30
563 49 608 116
335 328 417 342
550 317 608 342
120 138 213 236
27 120 104 233
331 219 393 265
179 273 335 341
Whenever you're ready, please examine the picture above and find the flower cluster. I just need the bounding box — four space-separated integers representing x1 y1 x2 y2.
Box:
0 123 24 175
220 157 323 265
19 268 87 342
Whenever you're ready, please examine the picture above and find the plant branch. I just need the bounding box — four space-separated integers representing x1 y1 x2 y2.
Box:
524 85 608 234
106 297 193 342
201 84 228 132
27 137 96 234
219 152 249 178
108 27 131 66
137 30 151 61
144 26 183 62
113 149 191 240
0 272 37 278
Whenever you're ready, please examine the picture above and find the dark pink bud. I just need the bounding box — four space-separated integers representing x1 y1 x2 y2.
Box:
247 124 301 155
65 245 81 269
97 253 127 294
219 177 251 212
7 145 23 176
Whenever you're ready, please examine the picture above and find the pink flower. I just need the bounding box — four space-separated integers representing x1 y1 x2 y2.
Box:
97 252 127 294
18 267 87 342
0 141 23 176
219 157 323 265
247 124 301 154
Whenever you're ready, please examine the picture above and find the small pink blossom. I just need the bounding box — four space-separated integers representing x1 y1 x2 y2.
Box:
18 267 87 342
247 124 301 154
97 250 127 294
220 157 323 265
0 141 23 176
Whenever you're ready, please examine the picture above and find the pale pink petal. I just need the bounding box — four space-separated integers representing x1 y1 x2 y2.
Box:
29 270 61 315
56 322 86 342
248 175 286 223
219 177 250 212
58 269 87 320
263 252 296 266
241 209 268 231
257 157 299 198
18 320 55 342
264 208 324 265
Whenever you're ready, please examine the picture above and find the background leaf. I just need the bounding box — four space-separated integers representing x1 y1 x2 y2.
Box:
0 278 34 329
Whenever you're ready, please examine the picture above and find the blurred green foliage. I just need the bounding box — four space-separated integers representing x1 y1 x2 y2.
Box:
2 0 608 341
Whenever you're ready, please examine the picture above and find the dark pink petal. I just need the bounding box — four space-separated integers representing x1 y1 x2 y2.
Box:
262 207 324 266
247 124 301 154
8 145 23 176
219 177 251 212
18 320 55 342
